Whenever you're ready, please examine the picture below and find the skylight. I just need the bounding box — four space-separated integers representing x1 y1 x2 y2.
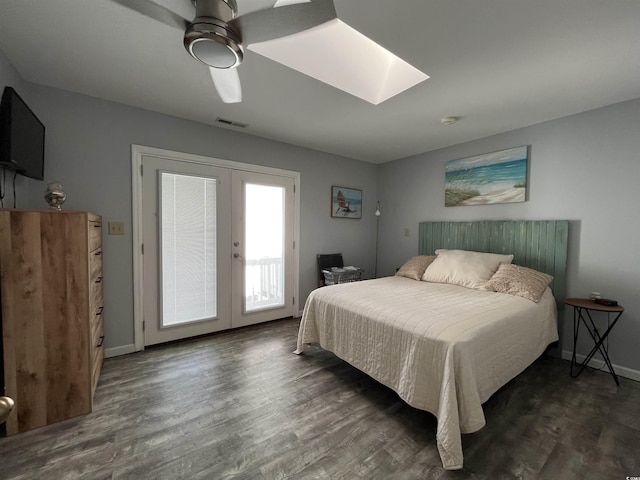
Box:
248 18 429 105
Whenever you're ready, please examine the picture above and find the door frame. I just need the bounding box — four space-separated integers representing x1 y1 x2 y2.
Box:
131 144 300 352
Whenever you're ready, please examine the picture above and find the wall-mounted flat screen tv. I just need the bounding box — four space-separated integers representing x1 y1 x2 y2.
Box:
0 86 45 180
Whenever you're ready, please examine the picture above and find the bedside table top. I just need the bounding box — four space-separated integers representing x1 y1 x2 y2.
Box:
564 297 624 312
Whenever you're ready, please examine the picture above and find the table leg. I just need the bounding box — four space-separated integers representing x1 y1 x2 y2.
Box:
570 307 622 386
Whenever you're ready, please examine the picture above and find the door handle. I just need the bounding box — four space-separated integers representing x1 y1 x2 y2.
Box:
0 396 15 425
233 253 240 258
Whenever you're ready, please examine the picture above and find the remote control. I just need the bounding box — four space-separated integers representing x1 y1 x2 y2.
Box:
594 298 618 306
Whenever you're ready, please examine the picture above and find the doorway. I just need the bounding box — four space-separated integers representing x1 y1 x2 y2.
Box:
132 146 299 349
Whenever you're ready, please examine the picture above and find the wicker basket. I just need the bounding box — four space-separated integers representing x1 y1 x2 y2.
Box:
322 268 363 285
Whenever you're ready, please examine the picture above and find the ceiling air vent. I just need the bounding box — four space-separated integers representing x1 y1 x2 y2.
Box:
215 117 248 128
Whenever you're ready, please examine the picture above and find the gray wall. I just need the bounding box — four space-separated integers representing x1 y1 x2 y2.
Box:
1 50 378 353
378 98 640 376
0 50 36 201
4 45 639 376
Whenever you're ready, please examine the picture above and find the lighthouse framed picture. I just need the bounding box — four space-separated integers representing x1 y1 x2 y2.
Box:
331 186 362 219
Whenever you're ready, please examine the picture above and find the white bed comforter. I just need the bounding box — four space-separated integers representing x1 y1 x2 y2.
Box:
295 276 558 470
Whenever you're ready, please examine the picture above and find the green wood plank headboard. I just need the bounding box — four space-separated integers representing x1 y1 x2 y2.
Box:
418 220 569 304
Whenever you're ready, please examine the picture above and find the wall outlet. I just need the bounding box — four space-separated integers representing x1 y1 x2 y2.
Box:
108 221 125 235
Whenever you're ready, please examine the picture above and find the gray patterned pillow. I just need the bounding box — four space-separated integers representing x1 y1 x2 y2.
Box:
396 255 436 281
483 263 553 302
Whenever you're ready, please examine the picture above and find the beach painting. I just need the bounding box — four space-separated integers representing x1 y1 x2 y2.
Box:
445 146 529 207
331 186 362 218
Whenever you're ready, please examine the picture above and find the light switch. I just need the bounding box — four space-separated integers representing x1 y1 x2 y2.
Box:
404 227 410 237
108 221 125 235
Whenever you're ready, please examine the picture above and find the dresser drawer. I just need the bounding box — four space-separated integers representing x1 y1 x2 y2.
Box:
90 281 104 319
91 346 104 395
91 314 104 396
89 220 102 252
89 247 103 281
90 259 104 297
91 312 104 349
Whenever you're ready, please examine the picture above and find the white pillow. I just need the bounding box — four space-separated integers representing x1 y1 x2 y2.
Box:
421 249 514 289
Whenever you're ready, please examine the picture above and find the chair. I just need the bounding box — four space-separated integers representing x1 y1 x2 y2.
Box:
317 253 344 287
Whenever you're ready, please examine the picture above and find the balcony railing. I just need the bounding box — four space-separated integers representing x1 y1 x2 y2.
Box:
245 256 284 312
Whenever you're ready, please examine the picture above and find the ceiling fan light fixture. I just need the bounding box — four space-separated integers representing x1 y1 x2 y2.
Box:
185 20 243 68
248 18 429 105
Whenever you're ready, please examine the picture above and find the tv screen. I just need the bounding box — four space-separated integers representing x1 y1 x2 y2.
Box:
0 87 45 180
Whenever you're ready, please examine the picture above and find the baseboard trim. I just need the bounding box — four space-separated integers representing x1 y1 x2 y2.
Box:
105 344 137 358
561 350 640 382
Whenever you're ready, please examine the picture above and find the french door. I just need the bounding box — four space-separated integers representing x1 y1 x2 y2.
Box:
140 153 296 346
231 170 295 328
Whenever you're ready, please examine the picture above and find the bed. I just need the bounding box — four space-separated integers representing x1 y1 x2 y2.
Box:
295 220 569 470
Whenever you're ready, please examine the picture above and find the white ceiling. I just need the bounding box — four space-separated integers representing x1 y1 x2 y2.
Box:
1 0 639 163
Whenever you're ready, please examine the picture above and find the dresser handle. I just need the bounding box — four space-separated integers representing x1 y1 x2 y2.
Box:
94 250 102 256
97 335 104 347
94 224 102 228
96 306 104 316
95 276 103 284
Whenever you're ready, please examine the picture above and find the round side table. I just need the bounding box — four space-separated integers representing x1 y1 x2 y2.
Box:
564 297 624 385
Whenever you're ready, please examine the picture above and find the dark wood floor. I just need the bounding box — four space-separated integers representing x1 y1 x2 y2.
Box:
1 318 639 480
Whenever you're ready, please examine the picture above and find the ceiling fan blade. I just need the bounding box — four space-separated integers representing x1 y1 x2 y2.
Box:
231 0 337 45
273 0 311 6
110 0 190 31
210 67 242 103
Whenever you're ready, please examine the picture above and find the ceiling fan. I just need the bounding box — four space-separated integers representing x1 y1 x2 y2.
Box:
111 0 339 103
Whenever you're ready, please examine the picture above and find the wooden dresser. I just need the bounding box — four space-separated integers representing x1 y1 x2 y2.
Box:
0 209 104 435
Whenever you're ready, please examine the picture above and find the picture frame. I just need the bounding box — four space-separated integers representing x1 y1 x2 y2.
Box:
331 186 362 219
445 145 529 207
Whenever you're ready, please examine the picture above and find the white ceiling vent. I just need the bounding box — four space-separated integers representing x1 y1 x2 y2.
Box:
215 117 248 128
